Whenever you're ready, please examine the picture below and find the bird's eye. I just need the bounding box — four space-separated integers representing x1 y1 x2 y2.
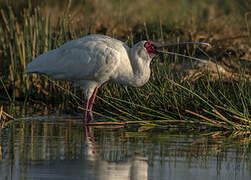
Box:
144 42 151 48
144 41 157 55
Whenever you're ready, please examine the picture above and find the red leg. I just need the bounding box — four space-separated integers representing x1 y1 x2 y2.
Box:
87 87 98 122
83 98 90 124
88 87 98 112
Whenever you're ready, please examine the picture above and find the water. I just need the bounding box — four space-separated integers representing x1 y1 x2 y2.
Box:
0 115 251 180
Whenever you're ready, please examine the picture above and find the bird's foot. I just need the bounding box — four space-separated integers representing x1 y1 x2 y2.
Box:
83 111 93 126
87 112 93 123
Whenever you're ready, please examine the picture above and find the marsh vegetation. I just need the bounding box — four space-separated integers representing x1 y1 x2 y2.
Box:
0 0 250 131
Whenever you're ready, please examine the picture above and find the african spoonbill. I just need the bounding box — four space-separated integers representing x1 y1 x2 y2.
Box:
25 34 209 124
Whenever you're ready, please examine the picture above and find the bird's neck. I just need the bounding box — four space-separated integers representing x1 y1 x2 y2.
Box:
127 51 151 87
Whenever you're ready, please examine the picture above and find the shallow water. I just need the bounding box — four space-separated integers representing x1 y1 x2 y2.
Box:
0 115 251 180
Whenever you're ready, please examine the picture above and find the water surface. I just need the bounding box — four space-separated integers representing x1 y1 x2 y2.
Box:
0 115 250 180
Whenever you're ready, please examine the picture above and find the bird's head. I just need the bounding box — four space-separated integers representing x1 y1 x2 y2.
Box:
144 42 158 58
133 40 211 62
144 41 168 59
130 41 163 61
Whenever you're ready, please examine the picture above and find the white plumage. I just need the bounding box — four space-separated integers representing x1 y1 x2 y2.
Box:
25 34 162 123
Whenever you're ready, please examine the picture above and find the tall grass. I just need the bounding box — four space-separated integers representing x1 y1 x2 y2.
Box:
0 6 87 102
0 2 250 131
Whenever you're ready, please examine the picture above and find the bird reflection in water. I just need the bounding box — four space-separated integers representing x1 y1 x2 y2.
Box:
83 126 97 157
82 125 148 180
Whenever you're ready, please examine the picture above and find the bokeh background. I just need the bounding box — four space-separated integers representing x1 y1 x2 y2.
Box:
0 0 250 37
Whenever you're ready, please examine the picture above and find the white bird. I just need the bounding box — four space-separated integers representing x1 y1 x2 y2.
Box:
25 34 209 124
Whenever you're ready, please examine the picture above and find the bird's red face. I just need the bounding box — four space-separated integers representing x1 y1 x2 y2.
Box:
144 42 158 57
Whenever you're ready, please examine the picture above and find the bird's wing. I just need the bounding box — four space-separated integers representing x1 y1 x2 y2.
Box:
25 38 122 82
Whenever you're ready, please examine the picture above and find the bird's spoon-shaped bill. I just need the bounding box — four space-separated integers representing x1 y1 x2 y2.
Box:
153 41 211 62
152 41 211 48
157 50 207 62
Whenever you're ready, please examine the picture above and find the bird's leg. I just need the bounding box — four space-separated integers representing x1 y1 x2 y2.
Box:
83 98 90 124
87 87 98 122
